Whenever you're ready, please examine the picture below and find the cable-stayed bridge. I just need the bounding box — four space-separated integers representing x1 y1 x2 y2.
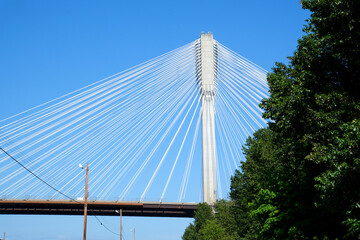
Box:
0 33 268 217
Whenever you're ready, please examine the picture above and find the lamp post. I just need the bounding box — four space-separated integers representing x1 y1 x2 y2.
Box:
115 209 122 240
79 163 89 240
131 228 135 240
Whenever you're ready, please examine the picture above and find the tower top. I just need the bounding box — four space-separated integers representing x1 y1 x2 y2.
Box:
200 33 215 88
201 32 213 37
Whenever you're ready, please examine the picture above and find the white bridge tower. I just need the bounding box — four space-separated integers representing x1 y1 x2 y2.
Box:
196 33 217 205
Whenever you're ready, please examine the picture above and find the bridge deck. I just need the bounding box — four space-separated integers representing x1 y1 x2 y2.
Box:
0 200 198 218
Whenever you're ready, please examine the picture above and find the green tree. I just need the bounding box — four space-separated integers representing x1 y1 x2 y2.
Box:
213 200 238 238
230 128 307 239
184 0 360 238
182 201 237 240
231 0 360 239
183 203 213 240
182 223 197 240
198 220 230 240
193 203 214 232
259 0 360 238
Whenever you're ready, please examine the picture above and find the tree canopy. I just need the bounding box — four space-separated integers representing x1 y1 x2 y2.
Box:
183 0 360 239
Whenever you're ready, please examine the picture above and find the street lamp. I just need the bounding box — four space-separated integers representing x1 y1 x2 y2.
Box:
130 228 135 240
79 163 89 240
115 209 122 240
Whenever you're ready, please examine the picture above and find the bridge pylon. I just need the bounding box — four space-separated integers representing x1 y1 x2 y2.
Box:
196 33 217 205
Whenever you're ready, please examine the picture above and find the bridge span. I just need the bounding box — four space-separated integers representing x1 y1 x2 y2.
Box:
0 200 197 218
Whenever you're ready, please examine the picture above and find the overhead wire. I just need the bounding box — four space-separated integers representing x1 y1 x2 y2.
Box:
0 146 121 236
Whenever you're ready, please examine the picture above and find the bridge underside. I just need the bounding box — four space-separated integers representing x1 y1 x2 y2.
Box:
0 200 197 218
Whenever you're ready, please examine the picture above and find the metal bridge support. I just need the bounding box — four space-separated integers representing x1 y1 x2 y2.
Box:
197 33 217 205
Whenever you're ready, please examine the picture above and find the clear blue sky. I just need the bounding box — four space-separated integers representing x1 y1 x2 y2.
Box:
0 0 309 239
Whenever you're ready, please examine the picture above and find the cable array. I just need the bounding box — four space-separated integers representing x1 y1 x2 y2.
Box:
0 38 268 202
214 42 268 196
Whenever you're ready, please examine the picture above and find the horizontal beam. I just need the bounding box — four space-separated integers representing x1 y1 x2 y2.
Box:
0 200 198 218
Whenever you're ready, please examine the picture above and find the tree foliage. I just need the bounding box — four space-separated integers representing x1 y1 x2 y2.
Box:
182 201 237 240
183 0 360 239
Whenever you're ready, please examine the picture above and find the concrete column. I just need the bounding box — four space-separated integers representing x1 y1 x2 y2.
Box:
198 33 217 205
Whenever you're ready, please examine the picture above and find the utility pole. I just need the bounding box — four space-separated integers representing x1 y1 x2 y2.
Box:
120 209 122 240
116 209 123 240
83 163 89 240
131 228 135 240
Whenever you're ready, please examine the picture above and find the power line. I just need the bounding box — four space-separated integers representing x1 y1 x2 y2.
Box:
94 215 120 236
0 146 75 201
0 146 120 236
